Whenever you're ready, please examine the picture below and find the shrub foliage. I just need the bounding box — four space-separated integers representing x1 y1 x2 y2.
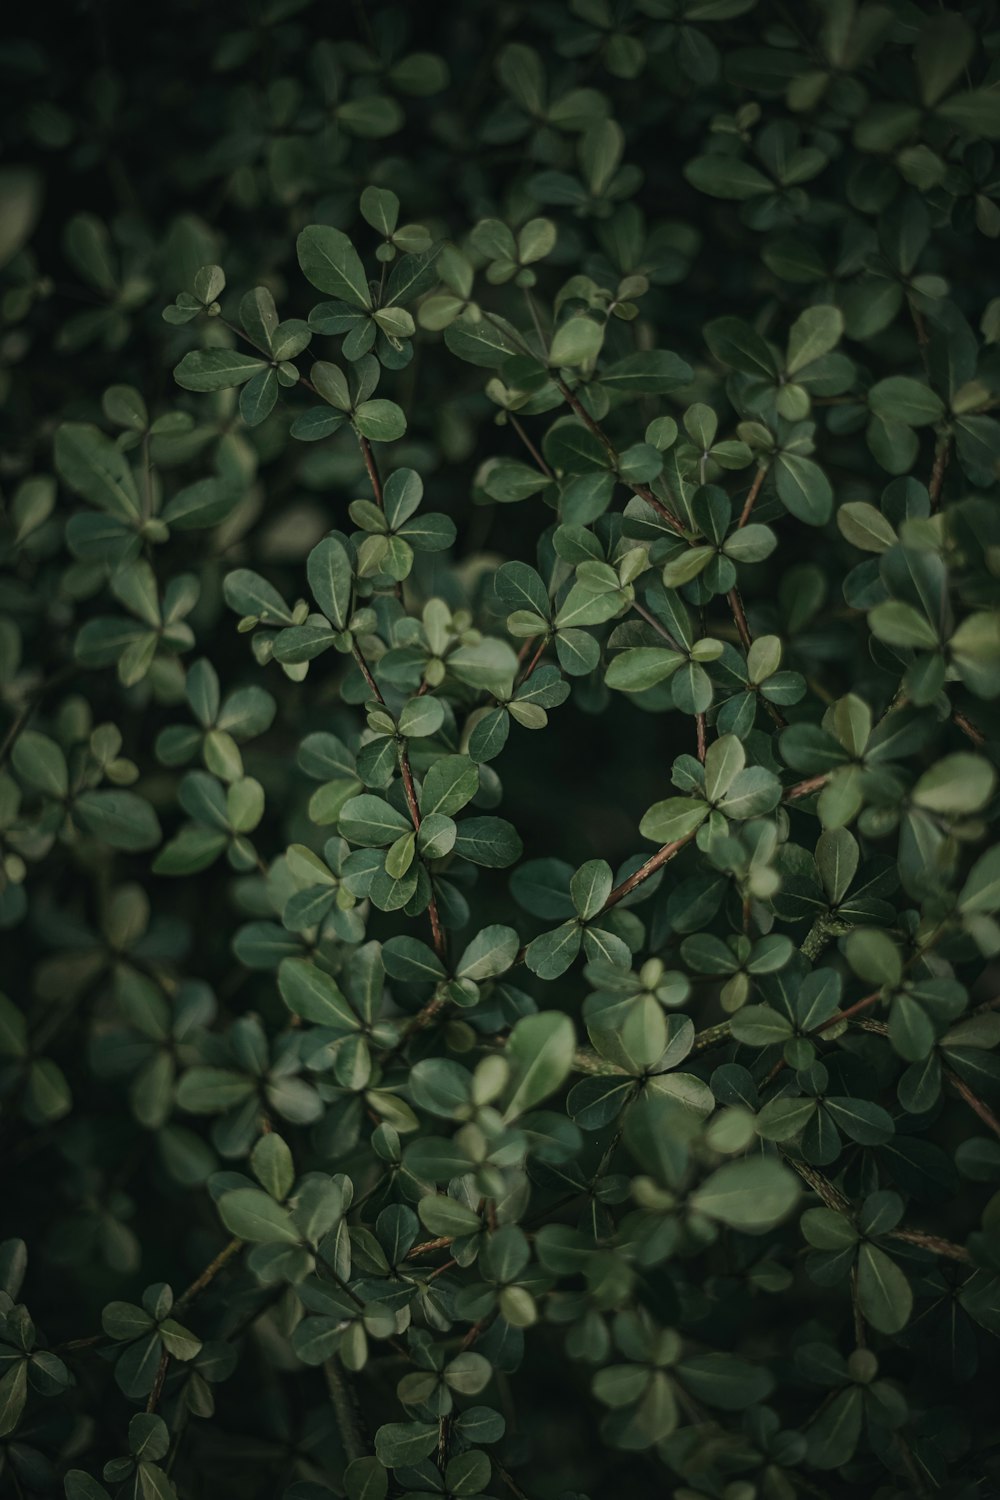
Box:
4 2 1000 1497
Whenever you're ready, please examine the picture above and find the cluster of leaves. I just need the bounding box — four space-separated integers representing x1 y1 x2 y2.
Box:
4 2 1000 1498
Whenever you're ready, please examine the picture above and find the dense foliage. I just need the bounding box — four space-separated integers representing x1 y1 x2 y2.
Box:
4 2 1000 1496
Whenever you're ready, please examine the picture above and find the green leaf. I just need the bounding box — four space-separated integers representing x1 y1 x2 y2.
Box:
360 185 400 238
550 316 604 367
340 794 412 846
705 317 779 379
12 731 68 797
524 922 583 979
869 377 945 427
570 859 613 920
786 305 843 374
452 816 523 867
856 1243 912 1332
174 349 269 391
836 501 897 552
0 1360 27 1437
417 1195 482 1237
960 846 1000 914
912 753 995 814
869 600 939 649
419 755 479 817
775 453 833 526
684 155 773 200
297 225 372 307
600 351 693 394
75 792 161 851
938 89 1000 140
278 958 360 1032
503 1012 576 1119
354 400 406 441
691 1158 800 1231
844 928 902 988
455 925 519 981
605 648 684 692
704 735 744 803
307 537 353 630
218 1188 299 1244
374 1421 439 1468
54 423 142 520
444 314 523 368
638 797 709 844
915 14 974 106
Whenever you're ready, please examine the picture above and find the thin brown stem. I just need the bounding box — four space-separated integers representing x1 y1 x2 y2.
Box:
632 601 685 651
953 707 985 747
358 434 385 511
738 465 767 528
175 1236 243 1310
783 1154 850 1212
600 830 696 913
785 772 829 801
147 1347 170 1414
554 377 686 534
766 991 880 1085
727 587 753 653
887 1228 970 1262
517 637 548 685
822 991 881 1030
945 1066 1000 1140
351 643 386 704
696 712 707 763
691 1020 732 1053
510 415 553 478
928 433 951 511
405 1235 454 1259
495 1460 532 1500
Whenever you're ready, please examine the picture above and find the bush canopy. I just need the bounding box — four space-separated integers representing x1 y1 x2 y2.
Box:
3 2 1000 1498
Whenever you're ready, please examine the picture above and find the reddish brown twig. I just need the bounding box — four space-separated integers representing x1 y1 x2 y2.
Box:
738 466 767 528
600 830 697 913
946 1066 1000 1140
358 434 384 510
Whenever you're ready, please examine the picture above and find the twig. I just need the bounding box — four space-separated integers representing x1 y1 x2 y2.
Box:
928 434 951 511
405 1235 454 1259
600 830 697 913
738 466 767 528
727 587 753 653
785 773 829 801
510 415 553 478
766 991 880 1084
175 1236 243 1310
691 1020 732 1053
783 1154 850 1212
887 1228 970 1262
495 1460 533 1499
953 708 985 747
553 376 686 534
358 434 385 511
147 1348 170 1414
945 1065 1000 1140
517 637 548 685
